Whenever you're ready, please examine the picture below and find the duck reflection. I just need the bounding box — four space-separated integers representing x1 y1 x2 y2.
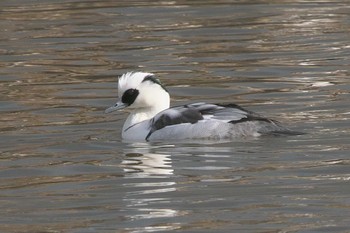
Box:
121 146 182 231
122 152 173 177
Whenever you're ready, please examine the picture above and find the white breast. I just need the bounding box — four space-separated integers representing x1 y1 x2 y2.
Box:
121 121 150 141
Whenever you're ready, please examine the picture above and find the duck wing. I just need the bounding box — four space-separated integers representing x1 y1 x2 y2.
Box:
146 102 273 140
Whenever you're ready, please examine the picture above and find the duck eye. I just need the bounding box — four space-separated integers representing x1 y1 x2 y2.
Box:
122 88 139 106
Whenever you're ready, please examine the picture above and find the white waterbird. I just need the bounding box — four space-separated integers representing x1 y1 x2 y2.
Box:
106 72 300 141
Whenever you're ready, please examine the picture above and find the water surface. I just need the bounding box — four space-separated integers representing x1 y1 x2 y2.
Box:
1 0 349 232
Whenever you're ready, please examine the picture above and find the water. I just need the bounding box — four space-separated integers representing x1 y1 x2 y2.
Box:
1 0 349 232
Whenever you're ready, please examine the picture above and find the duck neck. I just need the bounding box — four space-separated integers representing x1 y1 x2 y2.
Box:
122 104 169 131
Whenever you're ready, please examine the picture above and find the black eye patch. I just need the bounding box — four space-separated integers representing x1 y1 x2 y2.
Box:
121 88 139 106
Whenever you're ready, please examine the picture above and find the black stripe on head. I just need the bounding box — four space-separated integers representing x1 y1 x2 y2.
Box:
122 88 139 106
142 74 168 92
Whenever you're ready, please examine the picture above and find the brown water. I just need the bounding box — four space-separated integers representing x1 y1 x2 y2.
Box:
1 1 350 232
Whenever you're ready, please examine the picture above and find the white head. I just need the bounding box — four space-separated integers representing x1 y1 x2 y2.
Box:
105 72 170 116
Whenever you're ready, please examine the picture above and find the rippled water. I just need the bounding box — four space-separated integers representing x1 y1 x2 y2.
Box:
1 1 350 232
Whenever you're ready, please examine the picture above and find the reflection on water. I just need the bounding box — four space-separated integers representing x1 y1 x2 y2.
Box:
122 153 173 177
119 146 180 232
1 0 350 232
116 141 350 232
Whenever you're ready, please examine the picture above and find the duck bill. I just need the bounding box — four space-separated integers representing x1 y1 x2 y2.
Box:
105 102 127 113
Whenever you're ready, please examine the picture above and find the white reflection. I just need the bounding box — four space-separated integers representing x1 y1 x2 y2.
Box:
129 208 179 219
122 152 174 177
121 146 182 232
309 81 334 87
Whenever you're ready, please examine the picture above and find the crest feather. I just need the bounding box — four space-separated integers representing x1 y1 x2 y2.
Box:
118 72 154 95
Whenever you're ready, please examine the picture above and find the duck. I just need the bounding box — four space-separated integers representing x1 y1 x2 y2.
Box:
105 71 299 141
